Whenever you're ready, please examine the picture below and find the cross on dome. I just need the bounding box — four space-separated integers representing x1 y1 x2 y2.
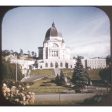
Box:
52 22 55 27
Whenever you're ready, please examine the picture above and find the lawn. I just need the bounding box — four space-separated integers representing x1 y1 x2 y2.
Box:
29 68 105 94
28 77 71 94
29 69 73 94
31 68 103 80
31 69 54 78
87 69 101 80
31 68 73 78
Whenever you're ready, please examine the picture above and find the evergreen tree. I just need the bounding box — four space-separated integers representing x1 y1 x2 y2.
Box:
2 50 10 56
60 70 66 85
106 55 111 68
72 56 90 87
55 70 66 85
55 74 60 85
31 51 35 57
20 49 23 56
34 60 38 68
27 50 31 58
34 52 37 57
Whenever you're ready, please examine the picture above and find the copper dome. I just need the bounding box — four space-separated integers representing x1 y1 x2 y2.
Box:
44 23 62 41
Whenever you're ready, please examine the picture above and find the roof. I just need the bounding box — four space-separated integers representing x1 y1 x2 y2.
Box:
44 22 62 42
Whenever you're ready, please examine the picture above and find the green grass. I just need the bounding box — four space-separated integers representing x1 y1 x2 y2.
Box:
61 68 73 78
31 87 66 94
31 69 54 78
29 68 105 94
28 78 70 94
31 68 73 78
31 68 103 80
87 69 102 80
29 69 74 94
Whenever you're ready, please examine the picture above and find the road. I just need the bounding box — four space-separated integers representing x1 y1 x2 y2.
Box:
35 93 96 103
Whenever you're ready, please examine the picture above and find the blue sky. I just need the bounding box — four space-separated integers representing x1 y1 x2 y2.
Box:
2 7 110 58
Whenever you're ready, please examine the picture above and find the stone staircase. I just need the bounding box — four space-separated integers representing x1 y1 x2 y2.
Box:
21 75 44 82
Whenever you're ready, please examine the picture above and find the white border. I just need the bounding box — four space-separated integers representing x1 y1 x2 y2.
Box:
1 107 112 112
0 0 112 112
0 0 112 5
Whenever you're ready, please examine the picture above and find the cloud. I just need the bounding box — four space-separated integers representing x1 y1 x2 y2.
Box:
2 7 110 58
65 15 110 58
69 39 110 58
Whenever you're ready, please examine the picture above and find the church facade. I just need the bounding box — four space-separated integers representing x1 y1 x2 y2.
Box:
36 23 75 69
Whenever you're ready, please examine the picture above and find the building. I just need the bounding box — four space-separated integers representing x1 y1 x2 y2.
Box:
36 22 75 69
82 58 107 69
4 23 107 73
4 54 35 76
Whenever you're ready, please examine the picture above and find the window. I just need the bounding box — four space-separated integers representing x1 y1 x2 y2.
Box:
65 63 68 68
60 62 63 67
40 66 42 69
50 62 53 67
45 63 48 67
55 62 58 68
53 43 58 47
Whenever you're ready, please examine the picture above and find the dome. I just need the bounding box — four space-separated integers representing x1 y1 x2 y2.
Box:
44 22 62 41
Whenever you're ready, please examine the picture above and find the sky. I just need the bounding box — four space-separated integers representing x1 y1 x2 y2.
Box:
2 7 110 58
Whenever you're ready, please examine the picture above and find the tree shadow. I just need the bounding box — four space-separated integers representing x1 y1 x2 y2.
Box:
99 68 111 84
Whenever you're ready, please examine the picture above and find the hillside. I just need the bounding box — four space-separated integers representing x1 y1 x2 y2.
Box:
31 68 111 81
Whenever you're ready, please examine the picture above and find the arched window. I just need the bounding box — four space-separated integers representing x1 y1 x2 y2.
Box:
56 51 58 56
53 43 58 47
65 63 68 68
45 63 48 67
55 62 58 68
50 62 53 67
40 66 42 69
60 62 63 67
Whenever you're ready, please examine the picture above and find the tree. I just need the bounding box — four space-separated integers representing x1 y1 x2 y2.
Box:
55 74 60 85
1 60 23 81
55 70 66 85
20 49 23 56
10 50 14 54
2 50 10 56
34 60 38 68
99 68 111 84
31 51 37 59
34 52 37 57
31 51 35 57
72 56 90 88
106 55 111 68
60 70 66 84
27 50 31 57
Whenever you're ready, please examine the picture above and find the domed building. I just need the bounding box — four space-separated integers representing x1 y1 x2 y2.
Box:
36 22 75 69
